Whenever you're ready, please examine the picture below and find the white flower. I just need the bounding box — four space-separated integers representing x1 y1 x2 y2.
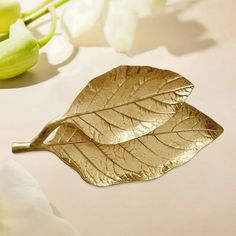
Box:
62 0 167 53
0 160 79 236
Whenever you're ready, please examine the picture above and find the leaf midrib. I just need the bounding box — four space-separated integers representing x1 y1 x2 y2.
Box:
65 85 193 119
44 128 218 147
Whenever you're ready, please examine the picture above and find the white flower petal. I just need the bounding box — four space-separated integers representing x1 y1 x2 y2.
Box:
0 160 79 236
62 0 105 41
104 0 137 53
134 0 167 17
9 19 35 40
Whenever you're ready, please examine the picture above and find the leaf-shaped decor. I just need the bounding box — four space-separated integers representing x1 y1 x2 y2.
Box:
12 103 223 187
65 66 194 144
26 66 193 145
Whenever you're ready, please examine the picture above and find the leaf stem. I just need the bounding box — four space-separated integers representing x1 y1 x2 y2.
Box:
31 116 66 146
12 116 66 154
37 6 57 48
12 142 38 153
21 0 55 18
24 0 70 26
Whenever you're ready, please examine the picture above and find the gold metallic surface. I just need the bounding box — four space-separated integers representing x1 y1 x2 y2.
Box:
12 66 193 147
64 65 193 144
12 103 223 187
12 66 223 186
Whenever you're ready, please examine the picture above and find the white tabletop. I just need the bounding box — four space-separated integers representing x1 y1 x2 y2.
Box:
0 0 235 235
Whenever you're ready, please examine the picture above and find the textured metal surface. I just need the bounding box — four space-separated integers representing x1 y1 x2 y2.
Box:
12 66 223 187
65 65 194 144
44 103 223 186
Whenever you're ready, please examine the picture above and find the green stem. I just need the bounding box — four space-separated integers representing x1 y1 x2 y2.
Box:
22 0 55 18
37 6 57 48
24 0 70 26
0 33 8 42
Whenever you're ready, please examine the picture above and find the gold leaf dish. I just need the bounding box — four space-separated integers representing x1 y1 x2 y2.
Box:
65 66 194 144
12 103 223 187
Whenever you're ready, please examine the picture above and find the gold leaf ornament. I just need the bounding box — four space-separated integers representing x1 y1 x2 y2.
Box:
64 66 193 144
12 66 223 187
46 104 223 186
13 104 223 187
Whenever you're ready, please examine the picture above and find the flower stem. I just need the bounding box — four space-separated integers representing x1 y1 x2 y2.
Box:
22 0 55 18
24 0 70 26
37 6 57 48
0 33 8 42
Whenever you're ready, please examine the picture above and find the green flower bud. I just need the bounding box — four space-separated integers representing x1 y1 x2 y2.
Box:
0 0 21 33
0 7 56 80
0 20 39 80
